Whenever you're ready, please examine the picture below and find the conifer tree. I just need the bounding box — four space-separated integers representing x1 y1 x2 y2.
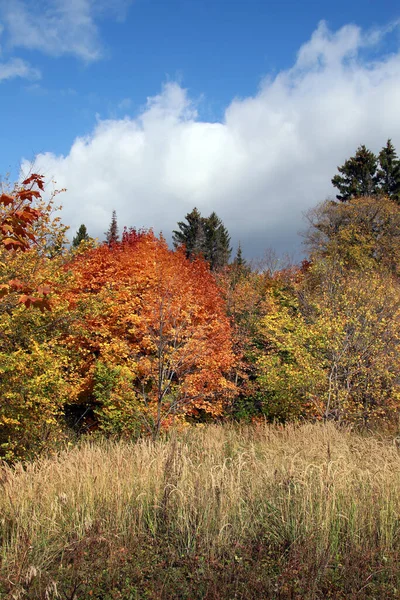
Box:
332 145 378 202
233 242 245 267
172 207 205 258
173 208 231 270
72 224 90 248
105 210 119 245
204 212 231 270
376 139 400 203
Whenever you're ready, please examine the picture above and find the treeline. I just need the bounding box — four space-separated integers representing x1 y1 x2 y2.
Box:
1 142 400 461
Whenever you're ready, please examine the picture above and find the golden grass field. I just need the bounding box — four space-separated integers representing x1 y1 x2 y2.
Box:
1 422 400 599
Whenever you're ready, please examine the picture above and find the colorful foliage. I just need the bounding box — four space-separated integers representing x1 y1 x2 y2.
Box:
0 176 73 460
255 264 400 425
64 232 236 437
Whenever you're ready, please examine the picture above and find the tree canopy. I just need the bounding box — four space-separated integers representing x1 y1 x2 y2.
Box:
173 208 231 270
332 140 400 203
72 224 90 248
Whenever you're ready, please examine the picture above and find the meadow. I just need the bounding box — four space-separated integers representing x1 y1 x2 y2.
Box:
1 422 400 599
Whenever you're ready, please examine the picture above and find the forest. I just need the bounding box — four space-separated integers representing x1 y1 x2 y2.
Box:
1 141 400 598
1 140 400 461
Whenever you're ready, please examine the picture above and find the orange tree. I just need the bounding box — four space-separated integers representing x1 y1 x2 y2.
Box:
64 231 236 438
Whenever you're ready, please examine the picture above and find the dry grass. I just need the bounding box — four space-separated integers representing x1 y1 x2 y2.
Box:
1 422 400 598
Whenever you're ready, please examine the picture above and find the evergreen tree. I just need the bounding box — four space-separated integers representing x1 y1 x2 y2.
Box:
173 208 231 270
105 210 119 245
332 145 378 202
72 224 90 248
376 139 400 203
204 212 231 270
233 242 245 267
172 207 206 259
231 242 250 282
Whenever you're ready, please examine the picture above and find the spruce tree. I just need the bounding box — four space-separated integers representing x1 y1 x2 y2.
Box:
72 224 89 248
332 145 378 202
376 139 400 203
173 208 231 270
105 210 119 245
233 242 245 267
204 212 231 270
172 207 205 259
231 242 250 280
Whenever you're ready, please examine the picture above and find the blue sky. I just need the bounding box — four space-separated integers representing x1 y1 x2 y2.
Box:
1 0 400 257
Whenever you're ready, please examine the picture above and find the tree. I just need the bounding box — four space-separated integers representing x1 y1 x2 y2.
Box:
332 145 378 202
304 196 400 275
0 173 44 252
64 232 236 438
173 208 231 270
215 262 271 419
376 139 400 203
0 175 72 460
172 207 205 259
204 212 231 270
254 263 400 425
72 224 89 248
233 243 245 268
0 173 65 310
105 210 119 245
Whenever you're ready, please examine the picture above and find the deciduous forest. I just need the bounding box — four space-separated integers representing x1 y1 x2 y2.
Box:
1 142 400 598
2 142 400 462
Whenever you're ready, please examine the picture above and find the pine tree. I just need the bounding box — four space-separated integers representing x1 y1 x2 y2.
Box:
332 145 378 202
72 224 90 248
172 207 206 259
105 210 119 246
376 139 400 203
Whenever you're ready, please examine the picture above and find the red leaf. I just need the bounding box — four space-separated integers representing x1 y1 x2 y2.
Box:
21 174 45 191
16 190 41 202
0 194 14 207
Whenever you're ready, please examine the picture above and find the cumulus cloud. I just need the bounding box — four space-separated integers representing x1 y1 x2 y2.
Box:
24 21 400 257
0 0 132 61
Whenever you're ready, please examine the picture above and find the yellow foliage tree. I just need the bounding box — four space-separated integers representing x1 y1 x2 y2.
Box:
0 176 72 460
256 263 400 425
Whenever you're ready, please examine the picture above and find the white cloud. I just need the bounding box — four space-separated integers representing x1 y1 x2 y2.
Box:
0 56 40 81
0 21 40 81
0 0 132 61
24 21 400 257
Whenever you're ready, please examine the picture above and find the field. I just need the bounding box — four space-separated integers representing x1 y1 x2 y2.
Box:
1 422 400 599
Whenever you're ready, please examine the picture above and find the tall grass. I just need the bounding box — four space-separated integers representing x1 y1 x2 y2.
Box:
1 422 400 598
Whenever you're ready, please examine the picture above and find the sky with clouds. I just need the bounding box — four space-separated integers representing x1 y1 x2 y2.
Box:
1 0 400 258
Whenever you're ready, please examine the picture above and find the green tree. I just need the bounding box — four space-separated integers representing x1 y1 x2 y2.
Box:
72 224 89 248
376 139 400 203
173 208 231 270
172 207 205 259
332 145 378 202
204 212 231 270
105 210 119 245
233 242 245 268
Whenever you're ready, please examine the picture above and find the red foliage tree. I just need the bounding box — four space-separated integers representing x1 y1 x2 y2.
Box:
0 174 52 310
